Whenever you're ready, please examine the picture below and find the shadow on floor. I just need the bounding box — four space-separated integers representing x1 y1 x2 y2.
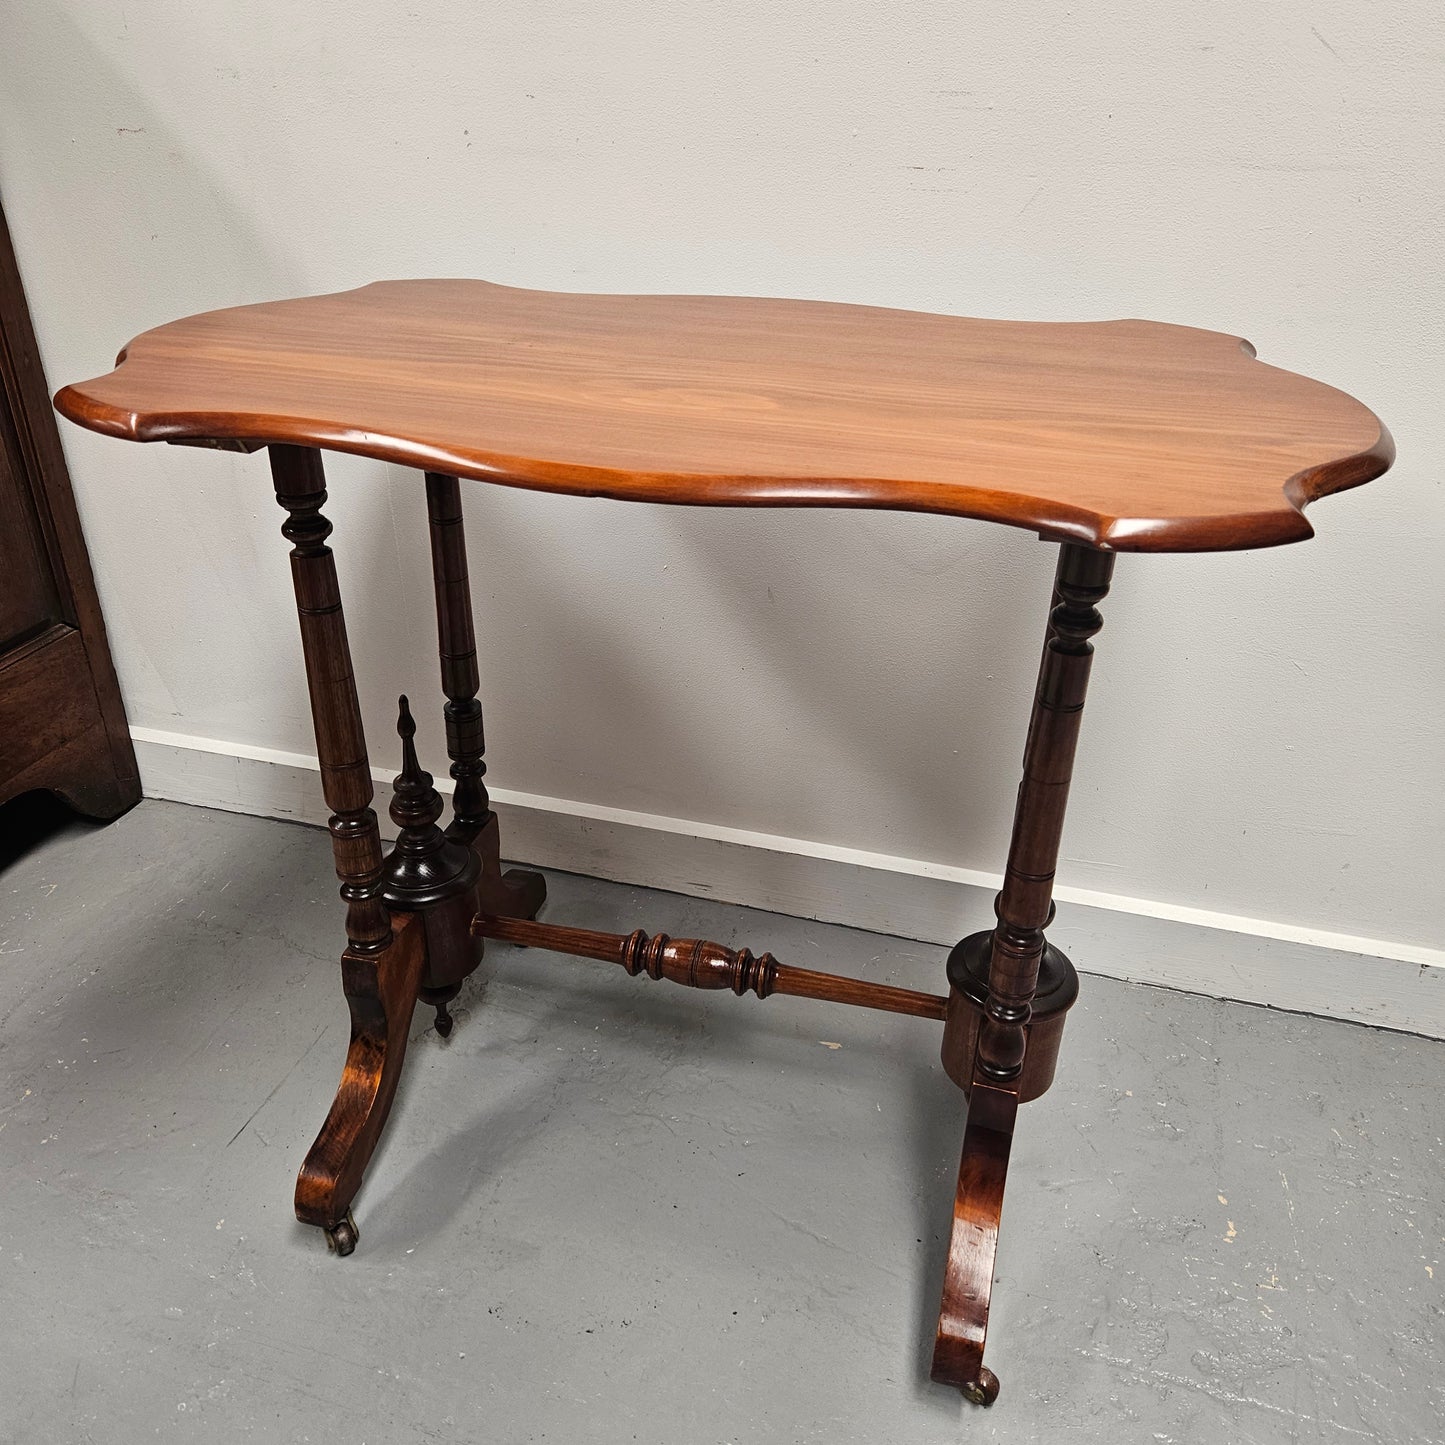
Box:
0 789 101 872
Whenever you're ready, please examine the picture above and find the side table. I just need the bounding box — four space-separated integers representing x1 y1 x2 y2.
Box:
55 281 1391 1403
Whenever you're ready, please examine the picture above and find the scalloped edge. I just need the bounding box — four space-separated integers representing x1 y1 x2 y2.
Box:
53 287 1395 554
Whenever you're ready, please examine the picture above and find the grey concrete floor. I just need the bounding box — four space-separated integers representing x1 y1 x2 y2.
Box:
0 797 1440 1444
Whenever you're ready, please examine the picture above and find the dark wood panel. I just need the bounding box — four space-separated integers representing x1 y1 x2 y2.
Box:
0 390 62 649
0 627 122 816
0 189 138 817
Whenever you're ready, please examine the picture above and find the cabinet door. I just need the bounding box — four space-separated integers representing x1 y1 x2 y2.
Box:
0 376 64 650
0 191 139 817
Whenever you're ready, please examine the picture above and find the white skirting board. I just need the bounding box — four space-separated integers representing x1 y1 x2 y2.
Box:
130 727 1445 1040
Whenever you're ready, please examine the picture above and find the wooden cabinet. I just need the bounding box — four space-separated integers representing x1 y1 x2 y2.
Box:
0 192 138 817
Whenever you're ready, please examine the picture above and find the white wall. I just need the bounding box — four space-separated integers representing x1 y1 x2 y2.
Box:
3 4 1441 988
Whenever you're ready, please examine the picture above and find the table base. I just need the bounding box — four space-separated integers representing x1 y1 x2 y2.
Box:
269 443 1113 1405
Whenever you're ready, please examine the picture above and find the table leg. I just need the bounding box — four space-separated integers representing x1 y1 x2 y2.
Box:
270 444 423 1254
931 541 1115 1402
417 472 545 1035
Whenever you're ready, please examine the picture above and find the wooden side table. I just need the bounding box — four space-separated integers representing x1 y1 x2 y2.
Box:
55 281 1391 1404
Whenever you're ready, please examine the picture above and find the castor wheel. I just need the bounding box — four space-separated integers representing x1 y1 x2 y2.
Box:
324 1210 359 1256
960 1368 1000 1407
433 999 454 1038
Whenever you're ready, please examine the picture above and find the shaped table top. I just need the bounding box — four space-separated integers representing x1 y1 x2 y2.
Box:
54 280 1391 552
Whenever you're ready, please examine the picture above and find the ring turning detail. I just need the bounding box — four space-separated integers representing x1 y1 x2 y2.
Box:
930 543 1113 1399
52 280 1392 1404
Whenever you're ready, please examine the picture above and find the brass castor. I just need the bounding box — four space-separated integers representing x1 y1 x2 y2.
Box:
961 1368 1000 1407
324 1210 359 1256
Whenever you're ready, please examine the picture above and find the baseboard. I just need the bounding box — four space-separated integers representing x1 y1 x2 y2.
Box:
130 726 1445 1039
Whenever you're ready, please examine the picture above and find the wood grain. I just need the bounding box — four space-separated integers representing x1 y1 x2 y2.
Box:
379 693 483 1037
974 544 1114 1085
932 1105 1013 1405
474 914 949 1021
293 912 425 1236
422 470 548 921
269 445 391 958
933 544 1116 1400
424 471 491 837
940 931 1078 1104
55 280 1392 551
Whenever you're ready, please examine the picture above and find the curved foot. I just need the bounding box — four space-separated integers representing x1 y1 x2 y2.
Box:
931 1096 1016 1394
434 998 454 1037
463 812 547 920
295 914 426 1236
960 1367 1000 1406
494 866 546 920
324 1210 359 1256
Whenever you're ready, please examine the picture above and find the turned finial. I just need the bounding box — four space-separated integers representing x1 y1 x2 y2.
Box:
382 693 478 1040
390 694 443 835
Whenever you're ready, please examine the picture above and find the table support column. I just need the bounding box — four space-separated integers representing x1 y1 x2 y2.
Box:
931 541 1115 1403
423 471 546 923
270 445 424 1255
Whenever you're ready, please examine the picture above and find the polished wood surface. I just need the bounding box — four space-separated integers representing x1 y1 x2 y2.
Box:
940 931 1078 1104
274 447 546 1240
976 546 1113 1088
293 911 425 1250
49 280 1393 1403
271 444 397 1245
0 191 138 818
474 915 949 1021
380 694 482 1038
931 543 1117 1401
270 446 391 959
933 1112 1011 1406
426 471 492 839
423 469 547 923
56 280 1391 551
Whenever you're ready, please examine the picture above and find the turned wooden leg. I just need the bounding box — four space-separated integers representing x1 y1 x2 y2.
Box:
425 471 545 930
931 542 1115 1402
271 445 420 1251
